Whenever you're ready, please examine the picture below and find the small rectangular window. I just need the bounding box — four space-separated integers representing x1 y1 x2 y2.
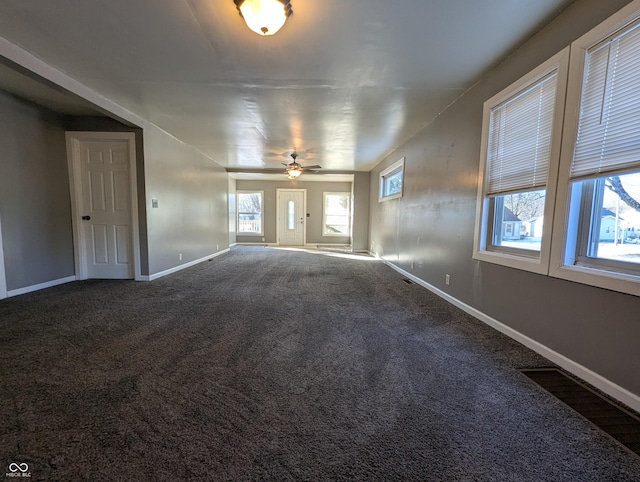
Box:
237 191 264 235
379 158 404 201
323 192 351 236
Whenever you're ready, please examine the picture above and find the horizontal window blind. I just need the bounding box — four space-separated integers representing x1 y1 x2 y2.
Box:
571 20 640 180
486 72 558 196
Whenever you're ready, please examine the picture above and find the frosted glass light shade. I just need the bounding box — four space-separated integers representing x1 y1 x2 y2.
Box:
237 0 290 36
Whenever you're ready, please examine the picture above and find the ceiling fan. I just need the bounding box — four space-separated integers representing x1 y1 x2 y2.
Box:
283 152 322 179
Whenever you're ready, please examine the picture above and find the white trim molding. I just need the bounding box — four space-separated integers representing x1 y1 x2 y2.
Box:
144 249 230 281
0 213 6 300
7 276 77 298
375 254 640 413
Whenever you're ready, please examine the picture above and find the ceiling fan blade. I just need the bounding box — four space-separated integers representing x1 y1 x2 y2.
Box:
301 165 322 169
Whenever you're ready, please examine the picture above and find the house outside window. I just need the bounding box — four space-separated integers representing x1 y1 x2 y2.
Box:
323 192 351 236
379 158 405 201
237 191 264 235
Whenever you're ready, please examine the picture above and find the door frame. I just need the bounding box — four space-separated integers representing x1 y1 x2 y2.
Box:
0 212 7 299
276 188 307 246
66 131 142 281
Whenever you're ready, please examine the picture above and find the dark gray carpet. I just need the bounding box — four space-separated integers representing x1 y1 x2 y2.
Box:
1 246 640 481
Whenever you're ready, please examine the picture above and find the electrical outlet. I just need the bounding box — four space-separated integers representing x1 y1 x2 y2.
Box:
411 261 415 269
179 253 182 261
445 274 450 285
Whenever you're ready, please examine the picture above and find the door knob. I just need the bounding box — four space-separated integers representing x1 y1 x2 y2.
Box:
82 215 91 220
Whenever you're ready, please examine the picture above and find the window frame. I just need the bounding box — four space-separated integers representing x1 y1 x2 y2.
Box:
379 158 405 202
236 190 264 236
550 1 640 297
473 47 570 275
322 192 352 237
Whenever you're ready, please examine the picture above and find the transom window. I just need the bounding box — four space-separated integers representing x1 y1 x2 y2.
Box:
379 158 405 201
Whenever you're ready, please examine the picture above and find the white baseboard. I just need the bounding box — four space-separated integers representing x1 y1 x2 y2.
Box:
7 275 77 297
235 243 353 249
235 242 277 247
376 255 640 413
144 249 230 281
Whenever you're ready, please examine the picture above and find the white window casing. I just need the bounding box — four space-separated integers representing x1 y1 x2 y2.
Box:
550 0 640 297
473 47 570 275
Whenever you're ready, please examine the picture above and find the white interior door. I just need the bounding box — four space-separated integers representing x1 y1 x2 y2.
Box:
278 189 305 246
67 133 139 280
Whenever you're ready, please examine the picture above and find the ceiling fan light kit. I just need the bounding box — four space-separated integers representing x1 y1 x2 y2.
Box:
234 0 292 36
283 152 321 179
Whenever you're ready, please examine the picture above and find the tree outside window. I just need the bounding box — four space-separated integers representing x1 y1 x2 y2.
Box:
323 193 351 236
237 191 263 235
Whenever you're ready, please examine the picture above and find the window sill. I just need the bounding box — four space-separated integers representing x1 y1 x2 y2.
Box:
378 193 402 202
473 249 549 275
549 263 640 297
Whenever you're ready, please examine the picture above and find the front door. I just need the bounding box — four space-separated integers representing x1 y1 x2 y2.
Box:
277 189 305 246
68 133 137 279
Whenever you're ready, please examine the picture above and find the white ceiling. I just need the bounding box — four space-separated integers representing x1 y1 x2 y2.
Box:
0 0 575 173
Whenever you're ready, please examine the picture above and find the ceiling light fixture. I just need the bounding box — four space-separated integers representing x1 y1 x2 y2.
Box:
234 0 292 36
287 166 302 179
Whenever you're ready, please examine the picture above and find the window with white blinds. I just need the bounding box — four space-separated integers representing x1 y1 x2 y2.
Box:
473 1 640 294
571 20 640 180
474 47 569 274
486 72 558 196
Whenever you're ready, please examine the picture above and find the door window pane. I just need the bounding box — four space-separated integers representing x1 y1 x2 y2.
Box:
287 200 295 230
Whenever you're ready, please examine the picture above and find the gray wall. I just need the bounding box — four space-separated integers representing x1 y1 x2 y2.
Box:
143 122 228 275
0 91 74 290
67 116 229 277
229 176 237 246
0 94 229 286
352 172 370 252
236 180 353 245
369 0 640 397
